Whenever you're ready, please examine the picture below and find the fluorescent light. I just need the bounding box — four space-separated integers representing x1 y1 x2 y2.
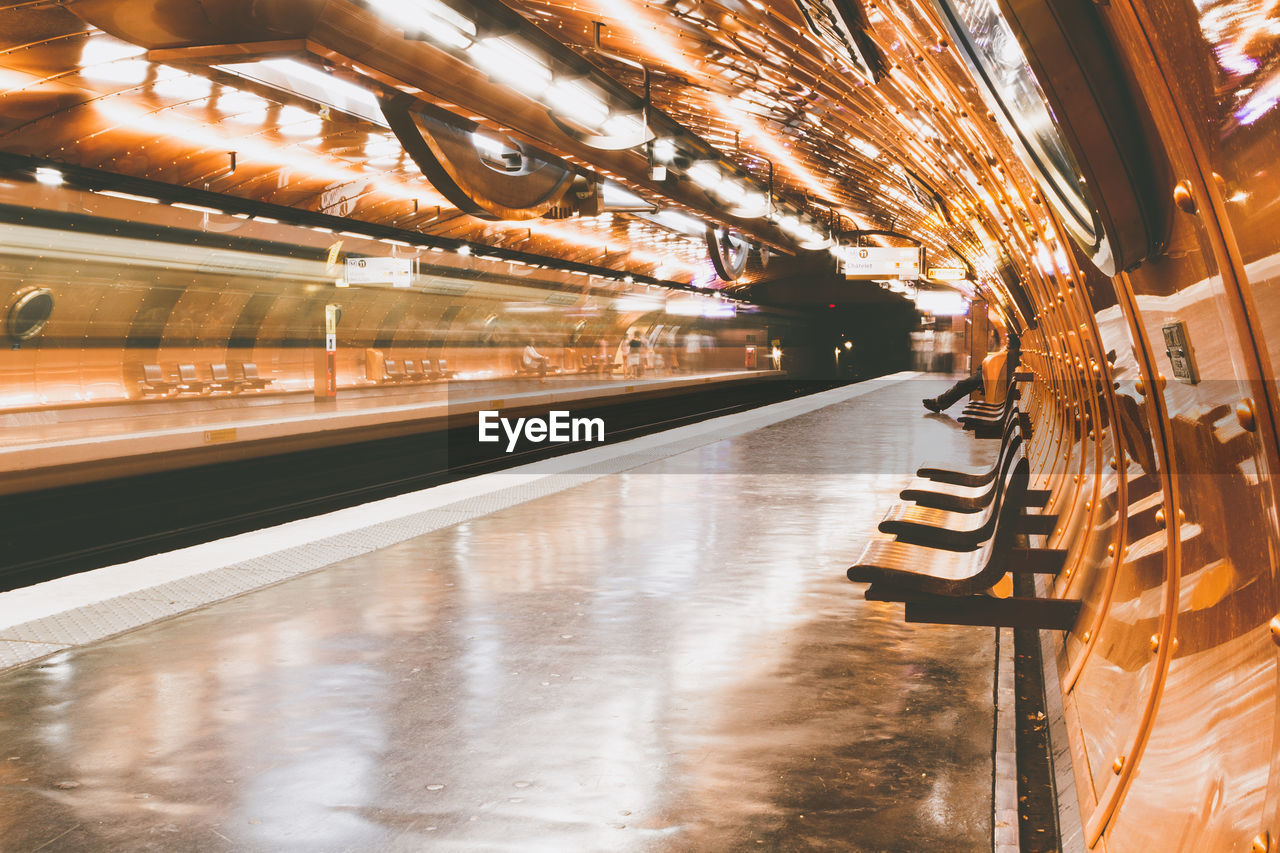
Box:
651 209 704 235
472 132 513 159
456 244 472 256
467 38 551 98
915 290 968 315
214 59 386 127
368 0 476 49
545 79 609 129
716 180 747 206
736 190 769 217
96 190 160 204
686 162 723 191
602 113 645 140
171 202 222 214
651 138 676 163
34 168 63 186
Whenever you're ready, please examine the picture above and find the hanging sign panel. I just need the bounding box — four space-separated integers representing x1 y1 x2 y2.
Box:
841 246 923 280
345 257 413 287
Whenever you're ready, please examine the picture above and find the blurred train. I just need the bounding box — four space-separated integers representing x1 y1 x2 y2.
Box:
0 188 780 413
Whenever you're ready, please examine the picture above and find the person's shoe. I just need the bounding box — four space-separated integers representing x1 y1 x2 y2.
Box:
922 397 943 413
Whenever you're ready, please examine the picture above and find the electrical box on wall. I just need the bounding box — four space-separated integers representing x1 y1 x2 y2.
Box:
1161 321 1198 384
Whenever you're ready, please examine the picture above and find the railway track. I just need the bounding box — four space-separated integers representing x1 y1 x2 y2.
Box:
0 378 839 590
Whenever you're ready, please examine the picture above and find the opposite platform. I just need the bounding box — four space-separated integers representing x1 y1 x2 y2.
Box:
0 373 999 851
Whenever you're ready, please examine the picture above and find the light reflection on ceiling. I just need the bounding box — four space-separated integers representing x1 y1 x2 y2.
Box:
0 0 1058 299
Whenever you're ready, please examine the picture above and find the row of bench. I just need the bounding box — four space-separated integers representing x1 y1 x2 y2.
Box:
846 374 1081 630
137 363 274 396
378 358 454 384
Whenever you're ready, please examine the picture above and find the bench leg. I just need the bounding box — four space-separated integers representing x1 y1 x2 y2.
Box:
902 595 1081 630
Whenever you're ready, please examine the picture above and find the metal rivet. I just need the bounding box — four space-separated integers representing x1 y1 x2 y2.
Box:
1150 634 1160 653
1252 831 1271 853
1110 457 1119 470
1113 755 1126 774
1082 631 1090 642
1135 378 1146 396
1238 398 1258 432
1268 616 1280 646
1155 508 1166 524
1107 544 1116 556
1174 180 1198 215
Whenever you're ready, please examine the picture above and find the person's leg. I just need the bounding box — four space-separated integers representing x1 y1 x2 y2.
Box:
924 372 983 412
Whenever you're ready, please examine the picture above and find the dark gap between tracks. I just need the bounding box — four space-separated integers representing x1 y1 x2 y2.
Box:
0 378 839 591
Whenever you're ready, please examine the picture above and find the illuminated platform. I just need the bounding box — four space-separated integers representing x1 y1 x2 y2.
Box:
0 368 779 493
0 374 1005 850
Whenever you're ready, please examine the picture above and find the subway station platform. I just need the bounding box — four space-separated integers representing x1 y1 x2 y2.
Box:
0 373 1005 851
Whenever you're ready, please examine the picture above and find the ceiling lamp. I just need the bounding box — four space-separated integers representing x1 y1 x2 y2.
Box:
366 0 477 50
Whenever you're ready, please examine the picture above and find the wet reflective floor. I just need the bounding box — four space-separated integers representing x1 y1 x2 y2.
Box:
0 377 997 852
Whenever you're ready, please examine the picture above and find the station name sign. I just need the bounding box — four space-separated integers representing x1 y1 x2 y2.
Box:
841 246 923 280
345 256 413 287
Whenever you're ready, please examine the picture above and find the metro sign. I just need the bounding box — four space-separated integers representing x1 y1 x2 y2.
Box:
841 246 923 280
345 256 413 287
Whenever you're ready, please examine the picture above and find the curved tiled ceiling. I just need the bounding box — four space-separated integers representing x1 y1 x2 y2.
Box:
0 0 1053 303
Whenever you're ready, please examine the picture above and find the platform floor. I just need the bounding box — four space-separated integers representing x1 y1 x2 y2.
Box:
0 375 999 851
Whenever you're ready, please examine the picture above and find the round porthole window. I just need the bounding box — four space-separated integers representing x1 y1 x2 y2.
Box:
8 288 53 341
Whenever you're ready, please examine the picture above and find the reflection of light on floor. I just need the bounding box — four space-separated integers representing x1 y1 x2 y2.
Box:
235 663 387 848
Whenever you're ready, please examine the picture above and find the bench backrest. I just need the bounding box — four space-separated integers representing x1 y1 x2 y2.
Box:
940 457 1032 596
211 363 231 381
178 364 200 381
143 364 164 382
240 363 260 380
386 359 404 377
404 359 419 374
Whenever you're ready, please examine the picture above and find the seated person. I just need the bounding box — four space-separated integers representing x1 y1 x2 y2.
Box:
522 340 550 384
924 330 1019 413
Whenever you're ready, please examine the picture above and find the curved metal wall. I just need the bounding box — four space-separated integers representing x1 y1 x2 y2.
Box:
992 1 1280 848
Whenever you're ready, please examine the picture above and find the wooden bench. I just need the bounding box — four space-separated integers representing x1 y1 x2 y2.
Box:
403 359 427 381
429 358 453 379
899 416 1051 513
137 364 178 396
175 363 210 394
235 362 274 390
383 359 408 383
848 459 1080 629
877 434 1057 552
208 363 243 393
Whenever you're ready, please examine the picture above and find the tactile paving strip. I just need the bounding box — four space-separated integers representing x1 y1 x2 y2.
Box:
0 375 913 671
0 640 68 670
